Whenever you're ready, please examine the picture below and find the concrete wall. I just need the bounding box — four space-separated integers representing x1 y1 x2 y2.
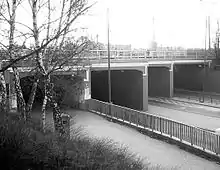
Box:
91 70 143 110
148 67 171 97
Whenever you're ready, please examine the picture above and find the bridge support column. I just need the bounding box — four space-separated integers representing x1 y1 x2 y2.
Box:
4 71 17 112
84 68 91 100
169 64 174 98
10 73 17 112
80 68 91 109
143 66 148 111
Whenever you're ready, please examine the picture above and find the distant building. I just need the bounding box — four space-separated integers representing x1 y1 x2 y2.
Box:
104 44 132 50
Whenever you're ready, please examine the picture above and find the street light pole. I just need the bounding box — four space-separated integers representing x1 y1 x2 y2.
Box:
208 16 211 50
202 16 208 102
107 8 112 115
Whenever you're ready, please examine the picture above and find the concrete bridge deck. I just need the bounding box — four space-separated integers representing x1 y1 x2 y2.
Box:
0 49 214 113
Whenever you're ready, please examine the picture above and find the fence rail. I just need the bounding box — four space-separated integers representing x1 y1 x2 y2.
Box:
174 88 220 105
87 50 215 61
4 49 214 67
85 99 220 156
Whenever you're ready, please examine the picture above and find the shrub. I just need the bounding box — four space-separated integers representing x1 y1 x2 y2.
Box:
0 115 173 170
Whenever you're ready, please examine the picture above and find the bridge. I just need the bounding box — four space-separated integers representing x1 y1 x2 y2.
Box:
0 49 213 112
14 49 213 67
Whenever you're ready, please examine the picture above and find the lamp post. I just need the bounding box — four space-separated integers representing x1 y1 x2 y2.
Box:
201 16 208 102
107 8 112 115
200 0 210 103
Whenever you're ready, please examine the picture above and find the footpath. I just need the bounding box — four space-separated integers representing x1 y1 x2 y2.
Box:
67 109 220 170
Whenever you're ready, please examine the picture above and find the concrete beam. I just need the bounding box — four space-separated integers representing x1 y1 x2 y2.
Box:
169 63 174 98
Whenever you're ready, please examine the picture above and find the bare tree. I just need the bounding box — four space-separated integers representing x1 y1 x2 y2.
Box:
0 0 27 118
0 0 93 133
28 0 92 133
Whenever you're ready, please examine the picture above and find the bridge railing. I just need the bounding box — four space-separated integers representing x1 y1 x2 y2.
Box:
85 98 220 156
5 49 214 67
87 50 213 62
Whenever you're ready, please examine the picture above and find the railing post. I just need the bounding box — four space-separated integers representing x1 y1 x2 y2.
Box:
170 121 173 137
151 116 154 132
190 126 194 146
122 109 125 122
203 130 206 150
180 124 183 142
136 113 139 127
218 135 220 155
129 112 131 124
144 115 146 128
160 117 162 134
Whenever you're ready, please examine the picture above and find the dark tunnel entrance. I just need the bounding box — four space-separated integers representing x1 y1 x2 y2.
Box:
91 70 143 110
20 76 44 109
174 64 204 92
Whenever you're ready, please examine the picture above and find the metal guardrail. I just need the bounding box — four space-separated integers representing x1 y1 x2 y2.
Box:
174 88 220 105
85 99 220 156
87 50 209 61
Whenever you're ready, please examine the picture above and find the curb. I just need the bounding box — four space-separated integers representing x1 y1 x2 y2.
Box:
173 98 220 109
149 97 220 109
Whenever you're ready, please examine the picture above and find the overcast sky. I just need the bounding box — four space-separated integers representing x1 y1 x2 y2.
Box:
83 0 220 48
1 0 220 49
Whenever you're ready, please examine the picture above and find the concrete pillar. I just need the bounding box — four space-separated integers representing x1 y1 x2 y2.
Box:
169 64 174 98
79 68 91 109
84 68 91 100
9 72 17 112
143 66 148 111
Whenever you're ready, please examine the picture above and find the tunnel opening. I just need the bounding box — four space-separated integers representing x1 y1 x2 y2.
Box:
91 69 143 110
20 75 68 111
174 64 204 92
148 67 171 97
20 76 44 110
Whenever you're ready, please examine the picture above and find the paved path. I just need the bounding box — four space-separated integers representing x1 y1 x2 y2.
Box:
148 100 220 131
65 109 220 170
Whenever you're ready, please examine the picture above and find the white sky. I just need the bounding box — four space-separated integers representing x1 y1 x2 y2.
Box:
1 0 220 49
83 0 220 48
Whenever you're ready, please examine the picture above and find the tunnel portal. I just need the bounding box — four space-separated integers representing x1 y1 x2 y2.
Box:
91 70 143 110
20 76 44 109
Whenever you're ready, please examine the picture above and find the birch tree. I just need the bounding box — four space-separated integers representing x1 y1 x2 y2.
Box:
29 0 92 133
0 0 93 133
0 0 27 119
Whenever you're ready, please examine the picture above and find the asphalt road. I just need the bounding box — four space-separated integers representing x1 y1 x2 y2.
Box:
148 100 220 131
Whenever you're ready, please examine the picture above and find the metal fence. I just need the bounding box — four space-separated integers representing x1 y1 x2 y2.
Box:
2 49 213 67
88 50 214 62
174 88 220 106
85 99 220 156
